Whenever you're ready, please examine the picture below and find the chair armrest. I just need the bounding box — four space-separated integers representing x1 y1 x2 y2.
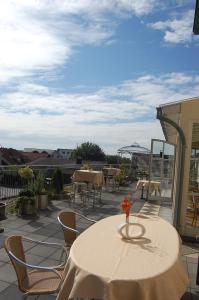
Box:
57 216 80 234
22 237 68 265
8 251 65 280
76 212 97 223
23 237 64 248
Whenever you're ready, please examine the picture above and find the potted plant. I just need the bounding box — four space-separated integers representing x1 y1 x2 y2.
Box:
37 189 48 209
18 166 34 183
0 202 6 220
16 189 36 216
63 186 75 201
16 166 36 216
52 168 64 199
81 163 92 170
34 172 48 209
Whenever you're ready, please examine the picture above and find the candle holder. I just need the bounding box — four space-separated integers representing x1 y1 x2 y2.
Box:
117 217 145 240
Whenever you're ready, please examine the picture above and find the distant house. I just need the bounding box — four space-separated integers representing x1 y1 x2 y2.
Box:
29 157 105 170
24 148 74 160
0 148 30 165
24 148 54 155
52 148 74 160
29 157 76 166
22 151 49 162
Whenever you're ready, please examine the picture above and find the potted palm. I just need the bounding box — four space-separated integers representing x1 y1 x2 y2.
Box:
81 163 92 170
16 166 36 216
34 172 48 209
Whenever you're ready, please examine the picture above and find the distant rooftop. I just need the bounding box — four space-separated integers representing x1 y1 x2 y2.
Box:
0 147 30 165
24 148 54 155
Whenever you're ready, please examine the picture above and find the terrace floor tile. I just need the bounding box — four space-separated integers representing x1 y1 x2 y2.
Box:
27 243 57 257
0 281 10 293
0 263 17 283
0 284 23 300
0 248 11 263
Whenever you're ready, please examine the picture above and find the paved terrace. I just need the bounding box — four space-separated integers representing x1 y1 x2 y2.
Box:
0 183 198 300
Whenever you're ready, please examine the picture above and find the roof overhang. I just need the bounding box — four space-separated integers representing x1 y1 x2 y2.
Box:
157 102 181 145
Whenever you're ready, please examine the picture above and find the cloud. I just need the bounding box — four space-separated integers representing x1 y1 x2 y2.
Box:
0 110 162 154
0 0 158 84
37 0 157 17
0 72 199 153
149 10 196 44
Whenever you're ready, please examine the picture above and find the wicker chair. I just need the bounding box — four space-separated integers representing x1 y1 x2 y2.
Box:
57 210 96 251
4 235 67 299
192 193 199 226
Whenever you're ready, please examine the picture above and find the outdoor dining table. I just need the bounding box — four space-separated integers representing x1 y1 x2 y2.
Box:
103 167 121 176
57 214 188 300
103 168 121 191
136 179 161 199
72 169 105 186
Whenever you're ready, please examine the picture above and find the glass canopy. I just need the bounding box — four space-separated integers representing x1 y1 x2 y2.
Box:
117 143 150 155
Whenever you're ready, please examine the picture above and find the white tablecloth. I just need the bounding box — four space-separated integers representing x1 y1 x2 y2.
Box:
103 168 121 176
57 214 188 300
72 170 104 186
136 179 161 195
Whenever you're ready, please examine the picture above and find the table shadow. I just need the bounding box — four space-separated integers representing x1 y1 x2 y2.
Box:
122 236 160 254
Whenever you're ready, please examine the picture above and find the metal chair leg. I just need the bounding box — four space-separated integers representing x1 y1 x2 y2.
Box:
196 254 199 285
59 247 65 263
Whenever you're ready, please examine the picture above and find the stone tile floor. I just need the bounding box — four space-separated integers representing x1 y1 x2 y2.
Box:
0 183 198 299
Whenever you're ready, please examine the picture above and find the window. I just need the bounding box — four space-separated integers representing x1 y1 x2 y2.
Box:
189 123 199 191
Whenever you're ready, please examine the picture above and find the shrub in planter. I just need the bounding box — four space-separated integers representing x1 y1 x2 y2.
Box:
115 169 126 186
80 163 92 170
16 189 36 216
62 186 74 200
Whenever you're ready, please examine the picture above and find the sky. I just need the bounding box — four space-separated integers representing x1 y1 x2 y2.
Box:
0 0 199 154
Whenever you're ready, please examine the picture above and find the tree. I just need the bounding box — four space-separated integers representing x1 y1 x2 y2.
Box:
106 155 131 164
73 142 106 161
106 155 121 164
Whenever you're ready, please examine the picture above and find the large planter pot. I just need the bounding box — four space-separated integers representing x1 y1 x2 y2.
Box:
36 195 48 210
21 202 35 215
17 196 36 216
0 202 6 220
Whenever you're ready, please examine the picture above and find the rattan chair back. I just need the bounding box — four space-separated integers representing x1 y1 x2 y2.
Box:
4 235 27 291
58 210 77 247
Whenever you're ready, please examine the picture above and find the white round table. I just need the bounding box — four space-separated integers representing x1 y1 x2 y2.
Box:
57 214 188 300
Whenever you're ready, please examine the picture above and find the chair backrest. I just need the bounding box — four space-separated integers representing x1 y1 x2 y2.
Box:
58 210 77 247
193 194 199 206
4 236 28 292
